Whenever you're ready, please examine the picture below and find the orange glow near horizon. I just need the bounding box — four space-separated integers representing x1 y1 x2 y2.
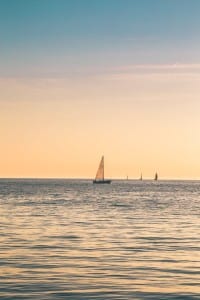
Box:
1 70 200 180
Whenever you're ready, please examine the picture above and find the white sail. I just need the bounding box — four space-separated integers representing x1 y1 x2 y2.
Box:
95 156 104 181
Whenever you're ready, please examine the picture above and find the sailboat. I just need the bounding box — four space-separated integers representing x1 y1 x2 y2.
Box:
154 172 158 181
140 173 143 181
93 156 111 184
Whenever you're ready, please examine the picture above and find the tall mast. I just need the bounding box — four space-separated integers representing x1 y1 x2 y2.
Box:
102 156 104 180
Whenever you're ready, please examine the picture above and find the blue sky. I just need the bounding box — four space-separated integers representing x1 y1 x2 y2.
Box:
1 0 200 77
1 0 200 178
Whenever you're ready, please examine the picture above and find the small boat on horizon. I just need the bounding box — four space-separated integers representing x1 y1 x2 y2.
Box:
154 172 158 181
140 173 143 180
93 156 111 184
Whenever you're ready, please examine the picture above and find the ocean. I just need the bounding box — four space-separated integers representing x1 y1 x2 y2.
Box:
0 179 200 300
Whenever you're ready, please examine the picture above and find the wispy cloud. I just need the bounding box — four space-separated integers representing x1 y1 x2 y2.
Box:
117 63 200 70
101 63 200 81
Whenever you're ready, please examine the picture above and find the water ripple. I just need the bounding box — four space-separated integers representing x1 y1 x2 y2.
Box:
0 179 200 299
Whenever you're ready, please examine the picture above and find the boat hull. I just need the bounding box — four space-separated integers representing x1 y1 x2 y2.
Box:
93 180 111 184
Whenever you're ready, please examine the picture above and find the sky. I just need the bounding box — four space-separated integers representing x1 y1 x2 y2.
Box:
1 0 200 179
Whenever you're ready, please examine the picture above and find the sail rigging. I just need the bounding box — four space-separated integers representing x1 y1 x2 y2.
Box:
93 156 111 184
95 156 104 181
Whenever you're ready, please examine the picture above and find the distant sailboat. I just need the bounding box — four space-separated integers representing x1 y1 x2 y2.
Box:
93 156 111 184
154 172 158 181
140 173 143 180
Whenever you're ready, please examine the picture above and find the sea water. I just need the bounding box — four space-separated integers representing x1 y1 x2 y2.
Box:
0 179 200 299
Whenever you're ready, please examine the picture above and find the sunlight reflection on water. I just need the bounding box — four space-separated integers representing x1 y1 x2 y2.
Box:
0 179 200 299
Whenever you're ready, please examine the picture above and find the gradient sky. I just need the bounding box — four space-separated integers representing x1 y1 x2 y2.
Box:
1 0 200 179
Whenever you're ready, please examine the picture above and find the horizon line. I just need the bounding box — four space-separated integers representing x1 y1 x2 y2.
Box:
0 177 200 181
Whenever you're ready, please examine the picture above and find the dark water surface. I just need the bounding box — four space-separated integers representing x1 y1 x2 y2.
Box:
0 179 200 299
